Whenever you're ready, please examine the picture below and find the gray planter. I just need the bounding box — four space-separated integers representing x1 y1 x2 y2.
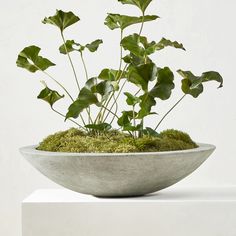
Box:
20 144 215 197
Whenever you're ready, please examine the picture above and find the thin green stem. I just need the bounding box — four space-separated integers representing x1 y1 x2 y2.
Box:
80 52 89 81
80 51 93 124
51 107 87 131
103 79 127 123
132 105 137 138
101 106 119 119
155 94 187 131
119 30 124 71
61 32 81 91
138 13 145 36
39 69 74 102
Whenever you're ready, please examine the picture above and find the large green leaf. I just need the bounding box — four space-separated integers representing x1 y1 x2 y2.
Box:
42 10 80 32
16 46 55 73
37 85 64 107
128 63 157 91
105 14 158 30
66 88 98 119
177 70 223 98
59 39 103 54
149 67 175 100
121 34 146 57
118 0 153 13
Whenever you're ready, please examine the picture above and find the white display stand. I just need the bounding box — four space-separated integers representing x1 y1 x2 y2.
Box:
22 187 236 236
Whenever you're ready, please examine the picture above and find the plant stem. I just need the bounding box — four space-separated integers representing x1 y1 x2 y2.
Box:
119 30 124 71
39 69 74 102
61 32 81 91
102 106 119 119
80 52 89 81
80 51 93 124
103 79 127 123
138 13 145 36
155 94 187 131
51 107 87 131
132 105 137 138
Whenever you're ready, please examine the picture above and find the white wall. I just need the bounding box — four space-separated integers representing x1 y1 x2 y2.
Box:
0 0 235 235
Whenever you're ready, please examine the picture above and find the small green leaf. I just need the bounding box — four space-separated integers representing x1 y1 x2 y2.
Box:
85 78 115 103
66 88 98 119
37 85 64 107
143 127 160 137
16 46 55 73
154 38 185 51
124 92 141 106
177 70 223 98
98 68 126 81
128 63 157 91
85 39 103 52
149 67 175 100
85 123 112 131
59 40 80 54
42 10 80 32
105 14 158 30
118 0 153 13
137 93 156 118
59 39 103 54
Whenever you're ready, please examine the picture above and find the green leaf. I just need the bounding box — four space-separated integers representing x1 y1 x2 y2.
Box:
59 40 80 54
128 63 157 91
149 67 175 100
143 127 159 137
37 85 64 107
121 34 146 57
66 88 98 119
177 70 223 98
123 53 152 66
85 39 103 52
137 93 156 118
59 39 103 54
105 14 158 30
42 10 80 32
98 68 126 81
85 78 115 103
118 0 153 13
154 38 185 51
124 92 141 106
121 34 185 60
85 123 112 131
16 46 55 73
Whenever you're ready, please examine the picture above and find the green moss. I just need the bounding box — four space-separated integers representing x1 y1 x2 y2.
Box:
37 128 198 153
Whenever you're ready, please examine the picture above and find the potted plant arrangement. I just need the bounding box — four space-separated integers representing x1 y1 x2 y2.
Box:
18 0 223 197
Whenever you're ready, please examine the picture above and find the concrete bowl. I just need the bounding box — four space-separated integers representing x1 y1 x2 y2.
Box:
20 144 215 197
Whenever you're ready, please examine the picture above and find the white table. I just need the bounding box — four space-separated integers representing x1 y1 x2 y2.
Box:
22 187 236 236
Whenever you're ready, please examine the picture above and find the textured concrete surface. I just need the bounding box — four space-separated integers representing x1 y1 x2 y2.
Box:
20 144 215 197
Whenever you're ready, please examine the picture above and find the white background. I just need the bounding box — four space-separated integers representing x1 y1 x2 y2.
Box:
0 0 235 235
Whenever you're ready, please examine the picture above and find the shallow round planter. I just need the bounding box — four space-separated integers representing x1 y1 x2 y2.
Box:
20 143 215 197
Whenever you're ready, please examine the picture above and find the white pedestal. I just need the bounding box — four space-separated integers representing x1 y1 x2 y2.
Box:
22 187 236 236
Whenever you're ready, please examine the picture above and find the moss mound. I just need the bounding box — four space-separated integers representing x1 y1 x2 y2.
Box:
37 128 198 153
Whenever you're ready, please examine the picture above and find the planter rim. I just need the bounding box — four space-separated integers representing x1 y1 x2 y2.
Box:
19 143 215 157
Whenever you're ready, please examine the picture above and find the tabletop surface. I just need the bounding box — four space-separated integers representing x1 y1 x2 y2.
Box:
23 186 236 203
